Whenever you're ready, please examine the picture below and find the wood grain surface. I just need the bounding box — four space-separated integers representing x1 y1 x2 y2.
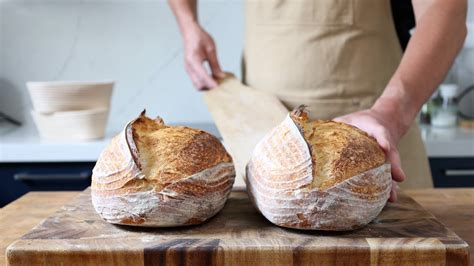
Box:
5 188 470 266
204 74 288 186
405 188 474 265
0 192 79 265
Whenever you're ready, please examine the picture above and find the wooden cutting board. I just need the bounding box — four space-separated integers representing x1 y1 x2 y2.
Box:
6 188 469 265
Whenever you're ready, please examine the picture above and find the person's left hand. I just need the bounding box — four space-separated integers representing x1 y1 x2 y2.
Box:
334 108 406 202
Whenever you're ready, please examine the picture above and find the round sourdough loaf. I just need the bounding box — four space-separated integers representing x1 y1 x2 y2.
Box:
246 106 391 230
91 111 235 226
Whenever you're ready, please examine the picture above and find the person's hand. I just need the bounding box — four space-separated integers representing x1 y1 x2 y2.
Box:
334 108 406 202
182 23 224 90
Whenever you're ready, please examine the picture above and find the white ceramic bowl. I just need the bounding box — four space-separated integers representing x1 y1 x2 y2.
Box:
27 80 114 113
31 108 109 140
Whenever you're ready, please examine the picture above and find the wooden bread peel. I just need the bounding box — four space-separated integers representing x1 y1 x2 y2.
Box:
203 73 288 186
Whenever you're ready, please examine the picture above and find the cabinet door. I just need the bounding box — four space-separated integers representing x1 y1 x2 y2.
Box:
429 158 474 187
0 162 95 207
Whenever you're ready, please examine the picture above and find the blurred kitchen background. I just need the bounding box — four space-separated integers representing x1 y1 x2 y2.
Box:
0 0 473 206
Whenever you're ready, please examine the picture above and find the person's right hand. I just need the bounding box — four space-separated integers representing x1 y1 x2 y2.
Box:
183 23 225 90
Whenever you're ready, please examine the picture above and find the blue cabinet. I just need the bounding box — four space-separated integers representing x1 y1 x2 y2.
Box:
429 157 474 187
1 158 472 207
0 162 95 207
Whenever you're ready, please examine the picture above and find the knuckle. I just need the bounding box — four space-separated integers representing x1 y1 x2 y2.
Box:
184 55 194 64
390 147 400 157
205 45 215 53
185 51 200 62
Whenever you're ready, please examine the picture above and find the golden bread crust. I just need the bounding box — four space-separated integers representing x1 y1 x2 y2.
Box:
132 115 231 191
291 106 386 190
246 106 391 230
91 111 235 227
302 120 386 190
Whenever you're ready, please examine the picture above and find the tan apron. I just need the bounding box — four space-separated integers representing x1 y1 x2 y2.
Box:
243 0 433 188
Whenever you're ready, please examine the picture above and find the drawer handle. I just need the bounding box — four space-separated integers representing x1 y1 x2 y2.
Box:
445 170 474 176
14 172 90 181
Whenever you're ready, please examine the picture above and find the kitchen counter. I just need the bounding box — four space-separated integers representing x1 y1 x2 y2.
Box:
0 123 472 163
0 122 220 163
420 125 474 157
0 124 114 163
1 188 472 265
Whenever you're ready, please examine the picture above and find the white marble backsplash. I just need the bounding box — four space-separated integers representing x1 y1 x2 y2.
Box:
0 0 244 133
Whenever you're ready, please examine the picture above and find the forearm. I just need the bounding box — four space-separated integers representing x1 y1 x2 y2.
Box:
168 0 199 35
373 0 467 139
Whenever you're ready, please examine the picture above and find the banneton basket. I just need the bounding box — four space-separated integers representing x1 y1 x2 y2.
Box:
31 108 108 140
27 80 114 113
